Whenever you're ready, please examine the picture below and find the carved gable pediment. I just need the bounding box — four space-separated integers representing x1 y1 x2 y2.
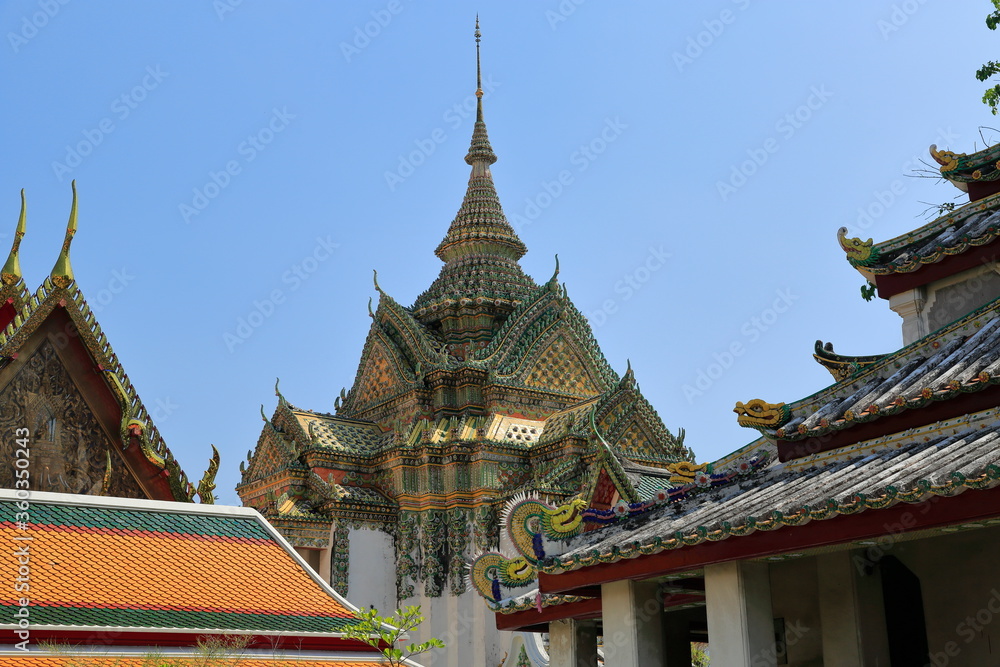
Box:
522 333 599 396
0 340 146 497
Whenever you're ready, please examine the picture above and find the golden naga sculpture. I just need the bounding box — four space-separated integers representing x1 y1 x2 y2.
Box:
504 496 587 564
734 399 792 431
837 227 879 266
929 144 962 173
665 461 707 485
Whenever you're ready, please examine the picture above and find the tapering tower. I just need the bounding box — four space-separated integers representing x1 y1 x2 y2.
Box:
412 18 536 351
238 21 689 667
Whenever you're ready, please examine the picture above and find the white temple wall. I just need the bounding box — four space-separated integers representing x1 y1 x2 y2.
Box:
889 524 1000 665
401 587 509 667
891 262 1000 346
345 527 397 614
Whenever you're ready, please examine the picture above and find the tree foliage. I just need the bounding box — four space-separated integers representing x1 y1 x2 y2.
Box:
341 605 445 667
977 0 1000 113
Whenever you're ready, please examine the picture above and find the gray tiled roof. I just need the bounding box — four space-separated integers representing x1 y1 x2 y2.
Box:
774 313 1000 443
543 412 1000 573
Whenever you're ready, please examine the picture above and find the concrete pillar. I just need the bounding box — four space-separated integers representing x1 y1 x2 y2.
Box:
548 619 598 667
889 287 927 345
600 579 664 667
817 550 890 666
705 561 776 667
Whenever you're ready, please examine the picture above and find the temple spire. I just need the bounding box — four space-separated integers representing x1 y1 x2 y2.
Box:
51 180 77 288
412 18 536 323
475 15 483 122
1 190 26 286
465 17 497 167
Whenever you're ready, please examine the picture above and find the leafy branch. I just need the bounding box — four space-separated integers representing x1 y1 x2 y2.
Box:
977 0 1000 113
341 605 445 667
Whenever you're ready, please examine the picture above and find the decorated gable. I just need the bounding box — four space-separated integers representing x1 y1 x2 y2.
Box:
522 333 600 396
0 340 145 497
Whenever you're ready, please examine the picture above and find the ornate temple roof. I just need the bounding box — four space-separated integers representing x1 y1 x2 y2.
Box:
839 198 1000 280
0 184 210 502
751 303 1000 456
411 20 537 319
812 340 890 382
0 491 388 661
294 408 387 454
931 142 1000 193
541 406 1000 575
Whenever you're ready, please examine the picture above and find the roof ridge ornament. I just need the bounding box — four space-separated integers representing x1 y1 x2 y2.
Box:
51 180 78 288
1 189 26 286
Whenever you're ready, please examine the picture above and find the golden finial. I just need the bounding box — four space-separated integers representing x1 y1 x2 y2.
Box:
474 16 485 121
50 180 78 288
1 189 27 286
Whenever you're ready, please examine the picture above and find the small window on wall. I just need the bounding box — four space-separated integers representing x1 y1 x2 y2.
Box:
773 618 788 665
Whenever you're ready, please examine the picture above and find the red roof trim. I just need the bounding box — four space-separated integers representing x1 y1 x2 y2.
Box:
539 483 1000 598
876 235 1000 299
777 382 1000 461
494 597 601 632
21 629 381 652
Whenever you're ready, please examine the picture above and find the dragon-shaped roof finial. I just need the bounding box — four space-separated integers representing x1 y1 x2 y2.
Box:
1 189 26 286
275 377 287 406
51 180 78 288
197 444 220 504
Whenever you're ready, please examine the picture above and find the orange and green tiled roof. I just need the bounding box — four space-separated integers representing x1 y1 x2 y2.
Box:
0 492 362 636
0 658 387 667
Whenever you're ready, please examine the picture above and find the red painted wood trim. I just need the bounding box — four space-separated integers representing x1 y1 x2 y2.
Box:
876 235 1000 299
27 629 381 651
494 597 602 632
777 382 1000 461
539 483 1000 596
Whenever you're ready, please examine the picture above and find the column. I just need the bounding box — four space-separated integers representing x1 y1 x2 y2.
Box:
889 287 927 345
600 579 664 667
548 619 598 667
705 561 775 667
818 550 890 666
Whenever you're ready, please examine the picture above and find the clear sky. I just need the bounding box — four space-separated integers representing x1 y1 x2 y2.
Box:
2 1 998 504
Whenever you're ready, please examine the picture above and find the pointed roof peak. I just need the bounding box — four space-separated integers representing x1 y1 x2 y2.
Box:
413 20 535 316
51 180 77 288
1 189 26 286
465 17 497 167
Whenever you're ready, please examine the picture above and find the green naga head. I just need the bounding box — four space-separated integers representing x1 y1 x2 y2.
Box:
837 227 880 267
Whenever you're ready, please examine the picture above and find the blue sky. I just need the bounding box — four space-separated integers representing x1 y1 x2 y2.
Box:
2 1 997 504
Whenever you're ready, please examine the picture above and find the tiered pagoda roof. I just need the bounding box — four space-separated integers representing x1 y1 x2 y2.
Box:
841 142 1000 299
412 21 536 323
484 135 1000 634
